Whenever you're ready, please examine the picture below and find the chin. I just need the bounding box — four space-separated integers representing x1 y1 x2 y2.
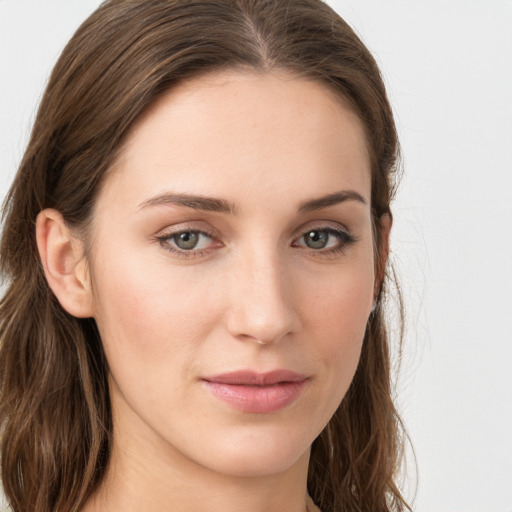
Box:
207 449 309 478
189 425 314 478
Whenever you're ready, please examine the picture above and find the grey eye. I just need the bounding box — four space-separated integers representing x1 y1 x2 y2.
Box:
303 230 329 249
173 231 200 250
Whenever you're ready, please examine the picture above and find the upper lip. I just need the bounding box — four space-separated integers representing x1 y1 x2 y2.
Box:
202 370 308 386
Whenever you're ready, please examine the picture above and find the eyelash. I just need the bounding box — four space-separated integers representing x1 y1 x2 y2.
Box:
155 225 357 260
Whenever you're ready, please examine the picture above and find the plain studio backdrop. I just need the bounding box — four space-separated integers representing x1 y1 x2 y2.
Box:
1 1 511 511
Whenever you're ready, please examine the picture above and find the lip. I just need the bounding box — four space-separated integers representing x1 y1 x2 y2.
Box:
201 370 308 414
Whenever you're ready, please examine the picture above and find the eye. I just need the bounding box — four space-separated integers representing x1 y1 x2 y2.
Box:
293 227 356 253
156 228 220 257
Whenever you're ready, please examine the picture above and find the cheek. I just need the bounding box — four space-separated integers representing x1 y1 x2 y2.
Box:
303 254 374 338
310 282 369 369
90 247 224 385
300 255 374 390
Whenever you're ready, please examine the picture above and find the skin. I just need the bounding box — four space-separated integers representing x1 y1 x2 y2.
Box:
37 70 388 512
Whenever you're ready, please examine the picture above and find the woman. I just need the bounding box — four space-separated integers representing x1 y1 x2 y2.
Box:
0 1 409 511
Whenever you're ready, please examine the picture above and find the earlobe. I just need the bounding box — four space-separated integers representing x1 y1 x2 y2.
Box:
35 209 94 318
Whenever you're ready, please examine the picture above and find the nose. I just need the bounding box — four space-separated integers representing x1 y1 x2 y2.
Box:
225 249 300 345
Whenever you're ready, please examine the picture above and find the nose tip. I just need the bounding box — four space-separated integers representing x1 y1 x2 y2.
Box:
227 306 293 345
225 258 299 345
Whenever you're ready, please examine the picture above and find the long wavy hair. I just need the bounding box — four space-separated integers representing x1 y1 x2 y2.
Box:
0 1 409 511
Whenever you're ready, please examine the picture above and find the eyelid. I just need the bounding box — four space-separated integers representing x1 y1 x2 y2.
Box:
155 220 221 240
292 220 352 241
297 218 350 235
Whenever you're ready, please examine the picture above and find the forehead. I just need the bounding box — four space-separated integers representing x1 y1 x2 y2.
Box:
101 70 371 215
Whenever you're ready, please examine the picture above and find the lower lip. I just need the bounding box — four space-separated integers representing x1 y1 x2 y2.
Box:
202 380 307 414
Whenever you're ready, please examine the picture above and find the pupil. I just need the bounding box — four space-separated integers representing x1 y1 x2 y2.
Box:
174 232 199 250
306 230 328 249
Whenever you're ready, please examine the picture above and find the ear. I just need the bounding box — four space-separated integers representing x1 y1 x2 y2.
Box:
35 209 94 318
374 213 393 299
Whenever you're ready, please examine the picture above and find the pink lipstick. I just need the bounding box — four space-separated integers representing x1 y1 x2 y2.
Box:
201 370 308 414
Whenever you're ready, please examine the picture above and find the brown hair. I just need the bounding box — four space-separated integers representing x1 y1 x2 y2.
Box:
0 1 409 511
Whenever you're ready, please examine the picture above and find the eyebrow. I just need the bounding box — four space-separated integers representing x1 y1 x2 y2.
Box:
138 189 366 214
138 193 237 214
298 190 367 213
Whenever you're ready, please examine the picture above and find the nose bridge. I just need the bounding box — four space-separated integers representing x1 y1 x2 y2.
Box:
226 241 298 344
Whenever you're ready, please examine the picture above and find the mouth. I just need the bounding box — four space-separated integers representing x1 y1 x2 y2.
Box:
201 370 309 414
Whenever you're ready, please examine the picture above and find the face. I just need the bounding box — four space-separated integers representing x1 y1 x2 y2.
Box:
88 71 376 478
